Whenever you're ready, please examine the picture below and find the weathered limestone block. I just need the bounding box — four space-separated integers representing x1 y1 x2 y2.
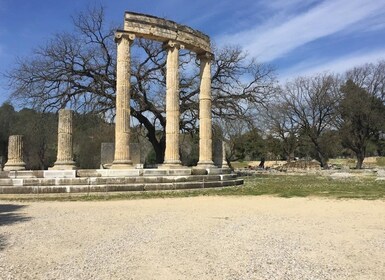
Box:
51 109 76 170
4 135 26 171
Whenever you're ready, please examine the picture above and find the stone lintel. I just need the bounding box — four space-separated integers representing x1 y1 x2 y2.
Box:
122 12 211 54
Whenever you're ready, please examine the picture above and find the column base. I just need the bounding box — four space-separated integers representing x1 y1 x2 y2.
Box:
161 160 182 169
111 160 133 169
4 162 26 171
197 160 215 168
50 161 77 170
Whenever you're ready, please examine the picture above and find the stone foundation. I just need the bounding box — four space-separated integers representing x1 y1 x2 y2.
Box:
0 168 242 194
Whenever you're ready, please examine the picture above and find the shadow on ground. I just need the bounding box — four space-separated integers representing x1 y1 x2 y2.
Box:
0 204 31 251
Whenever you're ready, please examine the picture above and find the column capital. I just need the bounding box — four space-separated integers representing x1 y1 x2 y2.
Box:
115 31 136 43
197 52 214 61
163 40 185 50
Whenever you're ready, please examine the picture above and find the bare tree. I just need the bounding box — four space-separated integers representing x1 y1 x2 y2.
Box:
280 74 341 168
5 6 276 163
346 60 385 102
265 101 299 162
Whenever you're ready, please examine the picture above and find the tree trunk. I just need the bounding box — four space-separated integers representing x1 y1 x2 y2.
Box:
355 151 365 169
155 136 165 164
318 153 328 169
312 139 328 168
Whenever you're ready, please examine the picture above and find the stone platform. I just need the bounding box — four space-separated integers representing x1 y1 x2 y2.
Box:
0 168 243 194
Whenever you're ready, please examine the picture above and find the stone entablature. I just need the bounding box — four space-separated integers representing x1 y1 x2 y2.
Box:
123 12 211 54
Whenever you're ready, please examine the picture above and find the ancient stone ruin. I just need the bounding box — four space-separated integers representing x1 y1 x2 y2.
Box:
51 109 76 170
113 12 215 169
3 135 26 171
0 12 242 194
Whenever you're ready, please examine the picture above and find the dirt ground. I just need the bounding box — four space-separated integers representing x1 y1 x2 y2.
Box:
1 196 384 279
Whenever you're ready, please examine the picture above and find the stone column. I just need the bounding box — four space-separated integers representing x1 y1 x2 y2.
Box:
111 33 135 169
4 135 26 171
52 109 76 170
197 52 214 167
163 41 182 167
222 141 228 168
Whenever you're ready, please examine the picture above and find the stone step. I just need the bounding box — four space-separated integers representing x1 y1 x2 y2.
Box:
0 179 244 194
0 174 238 187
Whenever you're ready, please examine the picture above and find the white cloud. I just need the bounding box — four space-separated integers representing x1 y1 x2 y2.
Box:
279 48 385 81
216 0 385 62
262 0 316 12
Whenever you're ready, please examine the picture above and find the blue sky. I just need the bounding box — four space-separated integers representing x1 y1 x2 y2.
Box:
1 0 385 104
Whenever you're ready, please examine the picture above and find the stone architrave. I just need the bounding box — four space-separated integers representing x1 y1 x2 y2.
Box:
51 109 76 170
4 135 26 171
163 41 182 167
111 33 135 169
197 52 214 167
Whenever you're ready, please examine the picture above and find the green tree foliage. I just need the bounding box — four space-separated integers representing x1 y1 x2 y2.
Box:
0 103 15 164
0 105 57 169
0 105 116 169
73 112 114 169
12 108 57 169
338 80 385 169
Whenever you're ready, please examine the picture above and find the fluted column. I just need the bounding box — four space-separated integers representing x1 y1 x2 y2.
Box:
198 52 214 167
163 41 182 167
4 135 26 171
52 109 76 170
112 33 135 169
222 141 228 168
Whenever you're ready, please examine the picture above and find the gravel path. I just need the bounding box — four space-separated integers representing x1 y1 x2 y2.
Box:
0 196 384 280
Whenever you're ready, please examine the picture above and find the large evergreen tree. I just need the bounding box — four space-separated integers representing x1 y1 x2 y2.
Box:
338 80 385 169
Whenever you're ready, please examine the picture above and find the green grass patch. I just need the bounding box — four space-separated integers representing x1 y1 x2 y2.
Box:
240 174 385 199
1 174 384 202
376 157 385 167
